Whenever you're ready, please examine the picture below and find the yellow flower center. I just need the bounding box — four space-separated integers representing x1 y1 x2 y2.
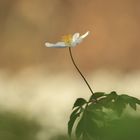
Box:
62 34 72 46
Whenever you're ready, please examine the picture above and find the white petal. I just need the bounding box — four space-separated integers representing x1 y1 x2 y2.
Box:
72 33 80 42
45 42 67 48
71 31 90 47
71 39 82 47
80 31 90 39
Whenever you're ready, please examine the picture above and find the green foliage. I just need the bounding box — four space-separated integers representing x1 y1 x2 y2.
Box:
51 115 140 140
68 107 81 136
50 134 69 140
73 98 87 109
0 111 40 140
68 91 140 140
89 92 105 100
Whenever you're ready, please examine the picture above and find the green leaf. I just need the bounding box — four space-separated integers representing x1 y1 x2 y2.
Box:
68 108 81 137
90 92 105 100
73 98 87 109
120 94 140 110
113 96 126 116
75 115 84 139
70 107 80 119
75 108 100 140
129 102 137 110
97 91 118 108
120 94 132 103
84 118 98 137
88 102 102 110
107 91 118 101
131 97 140 105
98 97 108 105
87 109 106 121
68 91 140 140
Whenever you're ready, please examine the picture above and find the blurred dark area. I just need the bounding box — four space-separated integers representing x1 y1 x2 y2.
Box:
0 110 40 140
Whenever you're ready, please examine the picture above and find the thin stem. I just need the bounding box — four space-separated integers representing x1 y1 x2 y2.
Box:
68 47 94 95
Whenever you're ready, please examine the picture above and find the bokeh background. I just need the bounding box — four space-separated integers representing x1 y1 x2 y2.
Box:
0 0 140 140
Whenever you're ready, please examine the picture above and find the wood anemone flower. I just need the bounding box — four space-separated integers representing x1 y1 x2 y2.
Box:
45 31 94 95
45 31 90 48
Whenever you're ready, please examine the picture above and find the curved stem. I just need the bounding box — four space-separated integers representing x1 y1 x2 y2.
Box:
68 47 94 95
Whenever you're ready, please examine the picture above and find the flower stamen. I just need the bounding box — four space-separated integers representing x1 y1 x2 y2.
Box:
62 34 72 46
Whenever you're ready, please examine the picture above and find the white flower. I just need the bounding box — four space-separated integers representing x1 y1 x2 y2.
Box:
45 31 90 48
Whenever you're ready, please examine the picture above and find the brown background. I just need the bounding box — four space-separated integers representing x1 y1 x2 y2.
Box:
0 0 140 73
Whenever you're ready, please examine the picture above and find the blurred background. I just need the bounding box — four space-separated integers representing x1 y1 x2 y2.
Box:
0 0 140 140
